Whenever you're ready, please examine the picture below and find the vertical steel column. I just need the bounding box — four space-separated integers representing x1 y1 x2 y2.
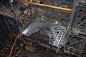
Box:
68 0 78 34
26 9 29 20
16 0 20 19
74 8 79 21
9 0 16 17
73 9 77 25
64 0 78 52
28 0 33 24
9 0 19 27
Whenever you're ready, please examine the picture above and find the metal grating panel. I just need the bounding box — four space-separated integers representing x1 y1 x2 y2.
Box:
20 20 66 47
48 24 66 47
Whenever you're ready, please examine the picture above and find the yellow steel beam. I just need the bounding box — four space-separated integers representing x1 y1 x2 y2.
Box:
19 9 29 20
21 1 72 11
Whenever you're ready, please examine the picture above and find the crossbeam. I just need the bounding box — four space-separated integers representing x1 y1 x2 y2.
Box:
21 1 72 12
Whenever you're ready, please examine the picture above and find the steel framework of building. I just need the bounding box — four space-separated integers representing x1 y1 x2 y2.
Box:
0 0 86 57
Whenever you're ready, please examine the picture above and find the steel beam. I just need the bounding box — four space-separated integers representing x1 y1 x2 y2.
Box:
56 0 65 6
16 0 21 19
67 0 78 34
3 16 12 32
0 4 11 14
9 0 16 17
53 11 61 22
9 0 19 27
76 19 86 28
22 5 71 14
39 0 73 6
19 9 29 20
21 1 72 11
64 0 78 52
78 40 86 57
50 0 51 22
74 13 86 25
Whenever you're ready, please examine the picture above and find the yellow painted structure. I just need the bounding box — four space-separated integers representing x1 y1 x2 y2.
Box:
21 1 72 11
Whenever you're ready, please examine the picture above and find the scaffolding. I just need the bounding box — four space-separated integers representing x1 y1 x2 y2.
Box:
0 0 86 57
